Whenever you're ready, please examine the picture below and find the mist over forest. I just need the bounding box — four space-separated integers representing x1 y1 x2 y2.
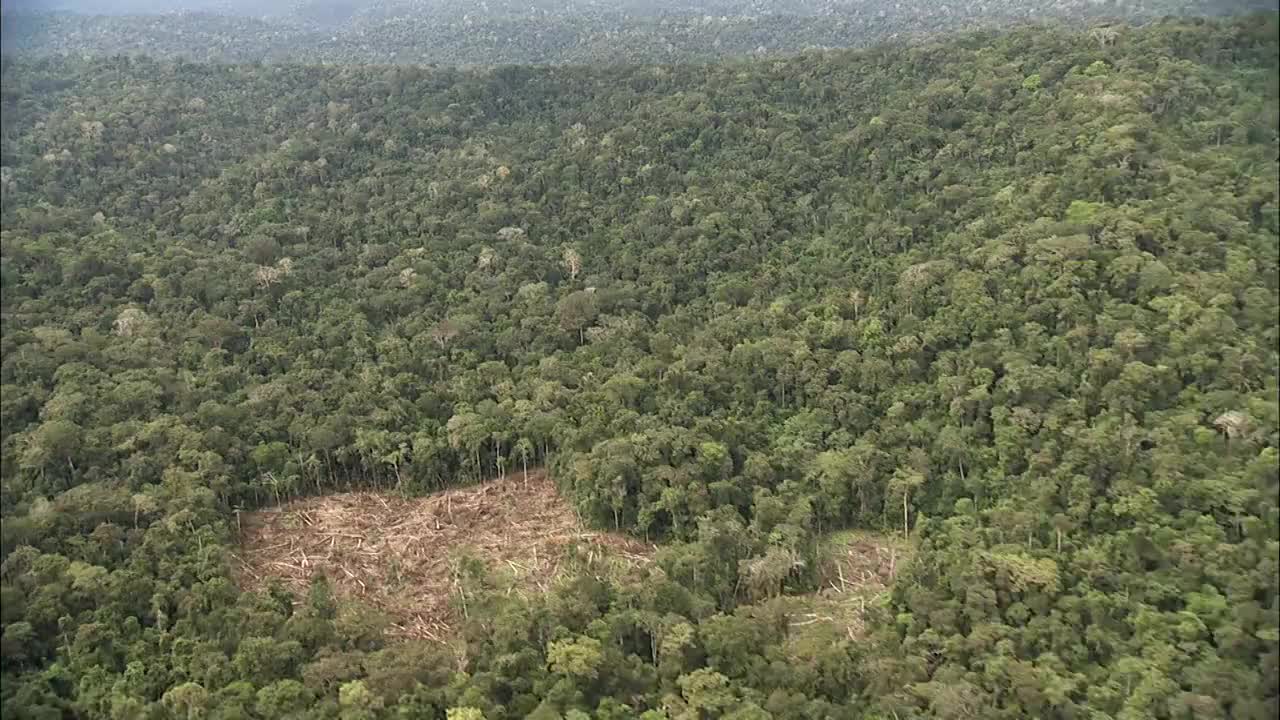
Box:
4 0 1277 65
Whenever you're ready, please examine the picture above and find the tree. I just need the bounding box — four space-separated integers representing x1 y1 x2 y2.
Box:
162 682 210 720
547 636 604 682
448 409 490 481
254 680 313 720
20 419 82 487
676 669 735 719
739 547 801 601
338 680 384 720
562 247 583 281
515 437 535 486
888 467 925 538
809 448 855 521
558 291 598 345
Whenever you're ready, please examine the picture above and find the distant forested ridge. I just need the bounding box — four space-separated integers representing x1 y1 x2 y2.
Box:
1 14 1278 720
2 0 1278 65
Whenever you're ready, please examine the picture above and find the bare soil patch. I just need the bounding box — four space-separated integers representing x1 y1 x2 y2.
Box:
231 470 654 641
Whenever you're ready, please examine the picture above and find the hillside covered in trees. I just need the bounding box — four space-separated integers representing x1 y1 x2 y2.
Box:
1 13 1279 720
3 0 1278 65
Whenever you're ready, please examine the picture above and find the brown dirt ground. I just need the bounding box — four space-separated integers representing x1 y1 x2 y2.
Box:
230 470 655 641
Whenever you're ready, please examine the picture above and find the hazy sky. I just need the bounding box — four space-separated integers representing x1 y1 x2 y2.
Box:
1 0 305 16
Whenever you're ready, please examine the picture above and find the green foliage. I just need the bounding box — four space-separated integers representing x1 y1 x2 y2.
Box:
547 636 604 681
1 13 1278 720
5 0 1274 67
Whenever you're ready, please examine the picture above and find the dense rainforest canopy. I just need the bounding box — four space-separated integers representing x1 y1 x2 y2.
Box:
3 0 1278 65
1 11 1278 720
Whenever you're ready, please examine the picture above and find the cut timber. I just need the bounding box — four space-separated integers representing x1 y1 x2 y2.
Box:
232 470 654 641
784 529 914 647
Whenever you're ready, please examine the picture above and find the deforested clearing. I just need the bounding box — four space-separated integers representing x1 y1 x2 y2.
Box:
785 530 914 648
231 471 655 641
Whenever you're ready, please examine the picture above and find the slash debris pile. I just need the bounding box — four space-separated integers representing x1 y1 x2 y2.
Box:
787 530 913 641
232 470 655 641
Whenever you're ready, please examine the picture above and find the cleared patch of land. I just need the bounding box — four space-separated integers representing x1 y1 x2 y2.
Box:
786 529 913 645
231 470 654 641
